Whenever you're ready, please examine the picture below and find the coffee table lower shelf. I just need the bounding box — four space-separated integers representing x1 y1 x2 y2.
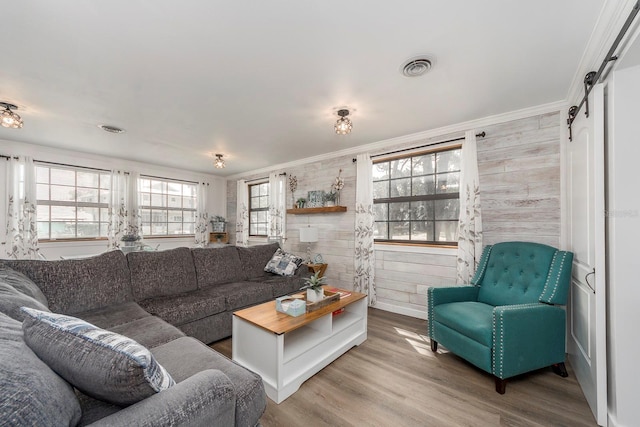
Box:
232 294 367 404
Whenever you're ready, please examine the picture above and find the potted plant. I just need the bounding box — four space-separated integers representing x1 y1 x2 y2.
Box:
324 191 337 207
301 271 326 302
296 197 307 208
210 215 226 232
121 233 141 247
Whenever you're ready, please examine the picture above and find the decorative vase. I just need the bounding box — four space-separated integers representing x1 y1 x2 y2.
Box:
307 288 324 303
123 240 136 247
335 190 340 206
212 222 225 232
325 200 335 207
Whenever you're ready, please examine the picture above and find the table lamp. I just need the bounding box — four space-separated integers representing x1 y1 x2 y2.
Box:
299 227 318 263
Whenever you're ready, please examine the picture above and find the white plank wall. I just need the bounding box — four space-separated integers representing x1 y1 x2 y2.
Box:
228 112 561 319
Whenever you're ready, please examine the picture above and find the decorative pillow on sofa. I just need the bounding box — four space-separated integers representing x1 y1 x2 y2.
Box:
0 282 49 321
0 267 48 306
21 307 175 406
264 248 304 276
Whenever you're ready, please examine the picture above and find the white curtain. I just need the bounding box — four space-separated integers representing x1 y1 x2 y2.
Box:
194 182 209 247
456 130 483 284
354 153 376 305
268 173 286 244
236 180 249 247
107 170 142 250
4 156 40 259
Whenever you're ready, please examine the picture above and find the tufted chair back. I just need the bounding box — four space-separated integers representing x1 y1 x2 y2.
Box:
472 241 573 307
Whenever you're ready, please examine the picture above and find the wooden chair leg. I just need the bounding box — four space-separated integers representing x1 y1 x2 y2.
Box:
430 340 438 352
552 362 569 378
495 377 507 394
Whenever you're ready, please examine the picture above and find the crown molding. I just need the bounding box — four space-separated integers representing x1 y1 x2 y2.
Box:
227 100 566 181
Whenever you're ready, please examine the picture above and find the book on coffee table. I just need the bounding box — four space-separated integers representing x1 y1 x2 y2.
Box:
325 287 351 299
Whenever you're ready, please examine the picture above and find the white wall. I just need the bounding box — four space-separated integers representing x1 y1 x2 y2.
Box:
0 139 227 260
227 111 562 319
606 62 640 427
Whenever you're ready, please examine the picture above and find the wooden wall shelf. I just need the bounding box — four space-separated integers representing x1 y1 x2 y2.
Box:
286 206 347 214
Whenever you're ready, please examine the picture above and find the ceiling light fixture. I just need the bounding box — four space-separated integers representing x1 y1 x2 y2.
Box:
0 102 23 129
214 154 226 169
334 109 352 135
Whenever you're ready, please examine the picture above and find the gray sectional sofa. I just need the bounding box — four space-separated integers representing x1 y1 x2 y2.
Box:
0 242 308 426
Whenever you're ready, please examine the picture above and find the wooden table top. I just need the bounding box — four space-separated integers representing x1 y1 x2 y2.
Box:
233 286 366 335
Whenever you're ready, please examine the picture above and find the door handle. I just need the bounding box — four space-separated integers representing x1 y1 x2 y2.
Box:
585 268 596 294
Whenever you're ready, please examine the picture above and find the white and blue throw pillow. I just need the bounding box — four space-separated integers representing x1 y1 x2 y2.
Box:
264 248 304 276
20 307 175 406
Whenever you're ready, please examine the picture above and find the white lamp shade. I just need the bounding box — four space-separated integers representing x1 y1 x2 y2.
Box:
299 227 318 243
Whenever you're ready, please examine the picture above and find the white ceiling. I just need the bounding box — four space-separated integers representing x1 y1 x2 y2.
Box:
1 1 606 176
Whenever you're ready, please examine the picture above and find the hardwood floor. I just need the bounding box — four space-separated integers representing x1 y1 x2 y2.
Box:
211 308 596 427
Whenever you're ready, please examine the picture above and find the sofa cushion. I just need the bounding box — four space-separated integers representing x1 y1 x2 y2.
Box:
0 282 50 321
214 281 274 310
0 312 82 426
264 248 304 276
249 274 303 298
109 315 186 349
0 250 132 314
433 301 494 347
21 308 175 406
0 267 48 306
128 247 198 300
192 246 245 287
152 336 266 427
76 301 151 329
237 243 280 279
138 288 226 326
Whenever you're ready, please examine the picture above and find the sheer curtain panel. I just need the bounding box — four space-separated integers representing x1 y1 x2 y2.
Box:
354 153 376 305
4 156 39 259
194 182 209 247
107 170 142 250
268 173 286 244
456 130 483 284
236 180 249 247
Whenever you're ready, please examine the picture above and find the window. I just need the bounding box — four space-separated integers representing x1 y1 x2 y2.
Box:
139 177 197 237
249 182 269 236
372 146 461 245
36 164 111 240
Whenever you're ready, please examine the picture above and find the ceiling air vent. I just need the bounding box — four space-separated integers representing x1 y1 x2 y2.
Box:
98 124 125 134
401 56 433 77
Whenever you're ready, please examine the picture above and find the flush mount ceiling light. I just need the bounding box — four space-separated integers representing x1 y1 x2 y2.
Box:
400 55 434 77
0 102 23 129
214 154 226 169
334 109 352 135
98 124 125 134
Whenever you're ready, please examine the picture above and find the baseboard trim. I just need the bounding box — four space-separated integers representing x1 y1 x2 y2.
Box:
373 301 427 320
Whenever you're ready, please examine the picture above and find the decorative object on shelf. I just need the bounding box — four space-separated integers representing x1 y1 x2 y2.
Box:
323 191 337 207
301 271 326 303
299 226 318 263
289 175 298 208
213 154 225 169
314 253 324 264
306 262 327 278
334 109 352 135
296 197 306 208
307 190 324 208
0 102 24 129
210 215 226 232
332 169 344 205
120 233 141 247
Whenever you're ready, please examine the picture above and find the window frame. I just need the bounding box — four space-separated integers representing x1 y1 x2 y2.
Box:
35 162 111 242
138 175 198 238
248 181 269 237
372 144 461 247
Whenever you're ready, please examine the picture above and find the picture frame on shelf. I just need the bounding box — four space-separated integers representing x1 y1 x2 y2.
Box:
307 190 325 208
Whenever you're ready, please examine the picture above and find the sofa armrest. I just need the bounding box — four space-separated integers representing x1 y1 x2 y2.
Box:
87 369 236 427
492 303 566 379
427 286 479 338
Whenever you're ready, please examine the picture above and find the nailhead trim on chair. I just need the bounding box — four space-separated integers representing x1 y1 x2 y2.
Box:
427 287 435 338
492 303 542 378
540 251 569 304
471 245 492 286
540 251 558 300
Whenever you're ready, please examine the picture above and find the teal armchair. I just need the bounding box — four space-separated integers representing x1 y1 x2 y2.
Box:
427 241 573 393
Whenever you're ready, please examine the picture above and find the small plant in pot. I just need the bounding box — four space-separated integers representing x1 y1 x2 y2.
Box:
296 197 307 209
300 271 326 303
324 191 337 207
121 233 141 247
210 215 226 232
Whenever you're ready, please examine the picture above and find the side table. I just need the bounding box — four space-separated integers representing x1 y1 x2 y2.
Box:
306 263 327 278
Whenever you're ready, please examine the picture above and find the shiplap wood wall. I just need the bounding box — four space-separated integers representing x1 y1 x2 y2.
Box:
228 111 562 318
